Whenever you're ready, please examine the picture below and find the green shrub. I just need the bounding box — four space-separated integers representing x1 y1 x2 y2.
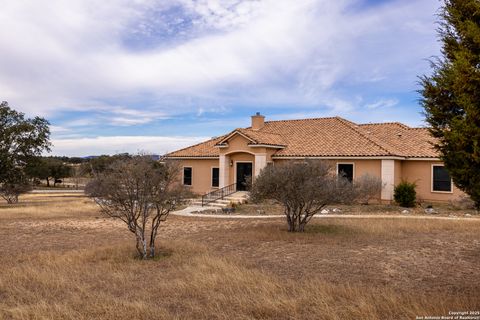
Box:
394 181 417 207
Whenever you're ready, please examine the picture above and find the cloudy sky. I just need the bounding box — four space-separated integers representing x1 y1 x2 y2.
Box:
1 0 441 156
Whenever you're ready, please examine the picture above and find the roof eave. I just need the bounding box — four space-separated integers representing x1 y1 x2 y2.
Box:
164 156 219 159
404 157 440 161
271 155 406 160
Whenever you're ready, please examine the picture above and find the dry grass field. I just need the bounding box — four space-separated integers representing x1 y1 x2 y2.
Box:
0 193 479 320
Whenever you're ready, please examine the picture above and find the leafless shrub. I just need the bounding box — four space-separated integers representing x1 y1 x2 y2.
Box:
85 156 189 259
450 195 476 210
354 174 384 205
250 160 356 232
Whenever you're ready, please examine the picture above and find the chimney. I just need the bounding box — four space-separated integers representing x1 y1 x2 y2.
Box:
251 112 265 130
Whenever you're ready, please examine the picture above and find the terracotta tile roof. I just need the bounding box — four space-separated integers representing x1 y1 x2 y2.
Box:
358 123 438 158
262 117 392 157
166 135 225 158
166 117 439 158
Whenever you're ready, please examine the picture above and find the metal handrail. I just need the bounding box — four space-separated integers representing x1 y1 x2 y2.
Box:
201 183 237 206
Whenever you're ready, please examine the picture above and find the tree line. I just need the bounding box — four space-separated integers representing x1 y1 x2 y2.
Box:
25 154 134 187
0 101 144 202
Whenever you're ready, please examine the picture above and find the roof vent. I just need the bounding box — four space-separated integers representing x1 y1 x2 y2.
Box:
397 133 402 137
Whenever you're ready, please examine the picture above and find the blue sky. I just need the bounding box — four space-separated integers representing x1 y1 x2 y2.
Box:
0 0 441 156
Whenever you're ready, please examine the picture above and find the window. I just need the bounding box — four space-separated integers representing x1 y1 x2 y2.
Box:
212 167 219 187
432 165 452 192
183 167 192 186
337 163 354 182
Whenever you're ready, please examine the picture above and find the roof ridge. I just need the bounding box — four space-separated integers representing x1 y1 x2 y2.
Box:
359 122 410 129
264 116 339 124
237 128 286 146
335 117 395 156
235 128 260 143
218 128 258 144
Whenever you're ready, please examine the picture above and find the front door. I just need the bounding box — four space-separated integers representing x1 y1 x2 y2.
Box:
236 162 252 191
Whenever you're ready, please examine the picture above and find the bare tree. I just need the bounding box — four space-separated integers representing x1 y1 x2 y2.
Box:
354 174 384 205
85 156 189 259
250 160 356 232
0 169 32 204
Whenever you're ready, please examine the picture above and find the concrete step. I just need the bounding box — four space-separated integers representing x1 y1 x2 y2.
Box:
191 200 228 207
215 199 232 204
228 191 250 198
224 197 247 202
191 191 250 208
198 197 245 204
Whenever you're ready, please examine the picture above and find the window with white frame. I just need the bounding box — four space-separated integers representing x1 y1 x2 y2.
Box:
432 165 452 192
337 163 354 182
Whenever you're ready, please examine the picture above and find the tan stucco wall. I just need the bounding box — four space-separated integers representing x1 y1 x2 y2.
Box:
394 160 403 186
401 160 464 202
352 160 381 179
273 159 381 177
173 156 462 203
173 159 219 195
337 159 382 200
266 148 276 162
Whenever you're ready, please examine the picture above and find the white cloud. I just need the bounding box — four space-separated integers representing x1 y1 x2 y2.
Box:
50 135 209 157
0 0 440 119
180 0 263 30
365 98 399 110
49 125 71 135
102 107 170 126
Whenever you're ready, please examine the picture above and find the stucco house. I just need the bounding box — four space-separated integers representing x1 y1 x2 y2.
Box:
166 113 463 203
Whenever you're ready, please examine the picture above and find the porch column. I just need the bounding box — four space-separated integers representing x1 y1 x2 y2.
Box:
219 154 230 188
381 160 395 201
254 153 267 178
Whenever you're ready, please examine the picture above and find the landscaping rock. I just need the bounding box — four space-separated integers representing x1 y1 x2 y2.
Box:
221 207 235 214
465 213 472 217
401 209 410 214
331 208 342 213
256 209 266 215
424 208 438 214
321 209 330 214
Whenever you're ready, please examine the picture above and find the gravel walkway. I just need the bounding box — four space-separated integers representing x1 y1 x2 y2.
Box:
172 206 480 220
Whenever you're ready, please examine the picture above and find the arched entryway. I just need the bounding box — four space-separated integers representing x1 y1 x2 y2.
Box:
227 152 254 191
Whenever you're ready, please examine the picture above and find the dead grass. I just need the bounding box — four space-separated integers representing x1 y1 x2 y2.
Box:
1 241 477 320
0 193 97 219
0 194 479 319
